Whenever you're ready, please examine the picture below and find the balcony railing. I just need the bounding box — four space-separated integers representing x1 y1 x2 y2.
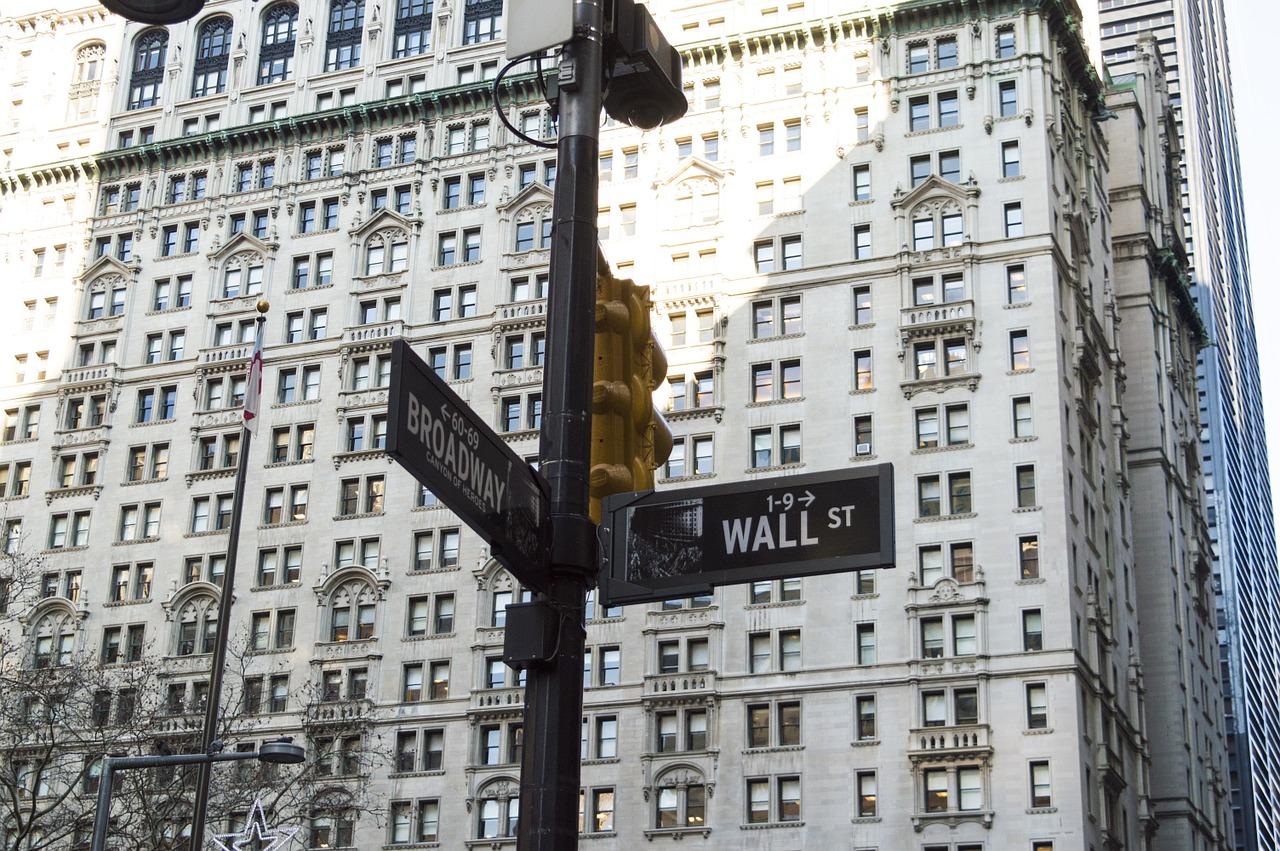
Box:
644 671 716 697
202 343 253 365
62 364 118 386
305 698 374 727
907 723 991 757
495 300 546 322
900 299 974 329
344 319 405 345
471 687 524 712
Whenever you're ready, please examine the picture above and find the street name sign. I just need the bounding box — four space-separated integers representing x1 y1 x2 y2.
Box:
598 465 894 606
387 339 551 591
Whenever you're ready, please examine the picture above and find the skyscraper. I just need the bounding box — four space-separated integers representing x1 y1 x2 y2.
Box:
1096 3 1279 848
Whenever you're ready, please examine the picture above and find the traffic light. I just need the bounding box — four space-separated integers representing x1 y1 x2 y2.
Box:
590 259 673 523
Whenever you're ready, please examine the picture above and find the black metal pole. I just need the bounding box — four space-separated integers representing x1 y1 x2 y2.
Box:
90 759 115 851
518 0 605 848
188 313 264 849
92 751 260 851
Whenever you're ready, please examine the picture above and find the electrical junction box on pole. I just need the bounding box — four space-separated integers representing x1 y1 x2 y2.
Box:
506 0 575 59
598 465 896 606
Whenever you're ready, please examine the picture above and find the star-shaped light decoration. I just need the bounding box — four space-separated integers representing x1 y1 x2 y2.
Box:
209 797 300 851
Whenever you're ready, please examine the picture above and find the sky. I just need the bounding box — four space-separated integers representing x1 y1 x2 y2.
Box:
1225 0 1280 540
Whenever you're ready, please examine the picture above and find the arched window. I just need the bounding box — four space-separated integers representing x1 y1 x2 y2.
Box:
909 200 965 254
221 251 265 299
653 768 708 829
393 0 433 58
175 596 218 656
462 0 501 45
31 608 76 668
482 567 532 628
192 17 233 97
258 3 298 84
309 793 356 847
69 42 106 120
364 227 409 275
475 780 519 839
127 29 168 110
674 178 720 227
74 42 105 83
325 0 364 71
328 579 376 642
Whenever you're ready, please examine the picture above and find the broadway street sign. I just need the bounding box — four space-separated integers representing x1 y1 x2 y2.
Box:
598 465 894 606
387 339 551 591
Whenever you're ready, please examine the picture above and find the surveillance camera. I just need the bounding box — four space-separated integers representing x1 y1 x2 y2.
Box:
100 0 206 24
603 0 688 130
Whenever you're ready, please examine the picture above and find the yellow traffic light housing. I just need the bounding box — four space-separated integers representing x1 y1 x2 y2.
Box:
590 258 673 522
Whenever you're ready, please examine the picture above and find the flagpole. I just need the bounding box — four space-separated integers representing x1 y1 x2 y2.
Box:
189 301 268 850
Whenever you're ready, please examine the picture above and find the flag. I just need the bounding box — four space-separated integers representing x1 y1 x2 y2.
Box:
243 319 264 433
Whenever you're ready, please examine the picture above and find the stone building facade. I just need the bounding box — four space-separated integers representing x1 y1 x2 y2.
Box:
1107 34 1231 851
0 1 126 419
0 0 1230 848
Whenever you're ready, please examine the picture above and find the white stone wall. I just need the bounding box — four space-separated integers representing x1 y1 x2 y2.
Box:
0 3 126 407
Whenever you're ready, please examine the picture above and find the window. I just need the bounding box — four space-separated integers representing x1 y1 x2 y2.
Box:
258 2 298 83
999 80 1018 117
856 623 876 664
854 107 869 141
1004 202 1024 237
854 224 872 259
192 17 232 97
1029 761 1051 807
753 240 774 273
463 0 501 43
784 119 801 152
654 780 705 829
913 217 935 251
1006 264 1028 303
937 91 959 127
326 0 364 70
847 414 874 456
1019 535 1040 579
1022 609 1043 651
1016 464 1037 508
1002 140 1021 177
128 29 167 110
758 124 774 156
853 164 871 200
780 235 802 270
909 96 929 131
1024 682 1050 730
855 695 877 740
394 0 432 57
907 42 929 73
856 771 877 817
937 36 958 68
1010 330 1030 370
996 26 1016 58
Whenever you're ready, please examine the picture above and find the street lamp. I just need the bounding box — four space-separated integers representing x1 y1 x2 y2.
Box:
89 738 305 851
98 0 206 25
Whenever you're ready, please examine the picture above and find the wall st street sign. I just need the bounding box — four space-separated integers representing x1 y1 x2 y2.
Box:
387 339 551 591
598 465 894 605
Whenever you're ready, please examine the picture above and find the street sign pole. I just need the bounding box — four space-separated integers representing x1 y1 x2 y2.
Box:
518 0 606 846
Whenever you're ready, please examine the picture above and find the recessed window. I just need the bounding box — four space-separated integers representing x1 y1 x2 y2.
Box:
1002 140 1021 178
999 80 1018 117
